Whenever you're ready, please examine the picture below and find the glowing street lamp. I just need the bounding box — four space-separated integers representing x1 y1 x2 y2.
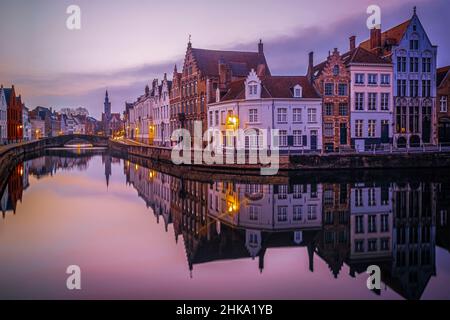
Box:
226 115 239 128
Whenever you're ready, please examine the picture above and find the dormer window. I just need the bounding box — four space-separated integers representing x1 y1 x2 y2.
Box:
248 81 258 95
333 65 339 76
245 69 261 100
293 84 303 98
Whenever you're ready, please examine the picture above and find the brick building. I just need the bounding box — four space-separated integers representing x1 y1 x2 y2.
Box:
311 48 351 152
172 40 271 138
437 66 450 144
3 85 23 142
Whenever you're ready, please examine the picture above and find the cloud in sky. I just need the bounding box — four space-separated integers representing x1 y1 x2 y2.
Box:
0 0 448 118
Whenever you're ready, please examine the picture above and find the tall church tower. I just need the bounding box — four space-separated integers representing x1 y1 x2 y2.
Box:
104 90 111 136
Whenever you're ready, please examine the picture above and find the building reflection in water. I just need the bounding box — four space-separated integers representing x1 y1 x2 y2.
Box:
122 161 449 300
1 153 449 300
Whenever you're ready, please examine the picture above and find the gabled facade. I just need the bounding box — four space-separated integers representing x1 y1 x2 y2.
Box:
169 65 182 144
207 69 322 152
176 40 271 137
361 8 438 147
153 74 172 146
312 48 351 152
4 86 23 142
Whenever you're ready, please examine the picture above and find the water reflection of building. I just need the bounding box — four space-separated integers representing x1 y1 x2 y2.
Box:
386 182 437 300
349 183 393 268
317 183 351 277
206 182 323 270
28 156 91 178
124 162 174 231
436 182 450 253
1 162 24 216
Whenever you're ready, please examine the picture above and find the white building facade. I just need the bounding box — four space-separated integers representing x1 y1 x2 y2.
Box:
22 106 31 141
153 75 172 147
207 70 323 152
347 48 394 151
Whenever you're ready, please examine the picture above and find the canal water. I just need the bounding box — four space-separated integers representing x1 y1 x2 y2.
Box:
0 150 449 299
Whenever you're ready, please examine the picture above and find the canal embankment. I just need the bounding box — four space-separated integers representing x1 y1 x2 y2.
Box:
109 139 450 172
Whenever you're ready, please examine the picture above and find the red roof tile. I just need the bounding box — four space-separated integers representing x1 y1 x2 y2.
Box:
359 19 411 56
220 76 319 102
191 48 271 77
437 66 450 88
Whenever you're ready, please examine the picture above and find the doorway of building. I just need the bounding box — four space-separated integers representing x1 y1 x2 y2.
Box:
310 130 317 150
340 123 347 145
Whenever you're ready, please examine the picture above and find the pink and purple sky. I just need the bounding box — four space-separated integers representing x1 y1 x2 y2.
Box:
0 0 449 118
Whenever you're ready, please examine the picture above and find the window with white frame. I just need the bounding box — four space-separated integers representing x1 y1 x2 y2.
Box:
355 73 365 84
368 93 377 110
367 239 379 253
368 215 377 233
368 74 377 85
293 130 302 146
324 122 334 137
307 108 317 123
324 83 334 96
277 108 287 123
249 206 259 221
293 205 303 221
307 205 317 220
368 188 376 206
441 96 448 112
368 120 376 137
355 120 363 138
338 83 348 96
209 111 213 127
293 108 302 122
277 206 288 222
381 93 390 110
292 184 302 199
249 109 258 123
381 74 390 85
220 110 225 125
355 215 364 233
325 103 333 116
355 240 365 252
278 130 288 147
355 93 364 110
294 85 302 98
215 111 219 125
278 185 288 199
381 214 389 232
355 189 363 207
248 81 258 95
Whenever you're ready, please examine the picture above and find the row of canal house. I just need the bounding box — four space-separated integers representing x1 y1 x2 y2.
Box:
125 7 448 151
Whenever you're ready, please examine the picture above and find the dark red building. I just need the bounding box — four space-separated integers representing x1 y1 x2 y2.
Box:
4 85 23 142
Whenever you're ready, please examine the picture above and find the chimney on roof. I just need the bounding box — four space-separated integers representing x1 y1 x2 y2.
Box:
257 63 266 78
218 58 231 91
370 25 382 52
307 51 314 84
349 35 356 50
258 39 264 54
